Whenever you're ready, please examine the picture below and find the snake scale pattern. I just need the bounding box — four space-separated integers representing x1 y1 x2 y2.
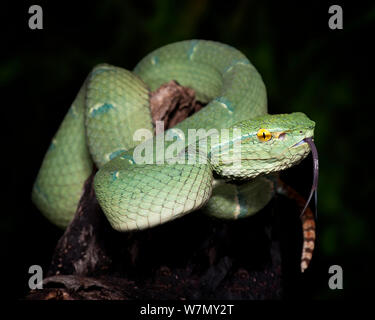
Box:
32 40 317 272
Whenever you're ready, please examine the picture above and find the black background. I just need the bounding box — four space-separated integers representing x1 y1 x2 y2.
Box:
2 0 374 300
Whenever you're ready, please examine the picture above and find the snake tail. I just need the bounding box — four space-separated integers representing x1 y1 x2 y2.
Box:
276 178 316 272
300 207 316 272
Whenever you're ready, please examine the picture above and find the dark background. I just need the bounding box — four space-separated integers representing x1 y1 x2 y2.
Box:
2 0 374 300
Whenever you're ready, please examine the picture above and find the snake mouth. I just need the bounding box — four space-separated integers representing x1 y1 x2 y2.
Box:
292 138 310 148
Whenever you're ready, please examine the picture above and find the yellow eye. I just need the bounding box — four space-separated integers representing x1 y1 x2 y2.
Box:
257 128 272 142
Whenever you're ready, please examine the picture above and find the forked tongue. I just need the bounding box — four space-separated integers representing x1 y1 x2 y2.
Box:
300 137 319 218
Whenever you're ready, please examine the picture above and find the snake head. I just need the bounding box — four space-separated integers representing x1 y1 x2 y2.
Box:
210 112 315 180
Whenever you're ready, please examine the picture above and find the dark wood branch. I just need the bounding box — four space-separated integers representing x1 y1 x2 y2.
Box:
47 171 113 277
150 80 203 130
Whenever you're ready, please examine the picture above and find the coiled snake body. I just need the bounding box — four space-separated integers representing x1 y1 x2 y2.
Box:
32 40 316 271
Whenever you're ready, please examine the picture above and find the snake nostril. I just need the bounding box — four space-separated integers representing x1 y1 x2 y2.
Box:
278 133 286 140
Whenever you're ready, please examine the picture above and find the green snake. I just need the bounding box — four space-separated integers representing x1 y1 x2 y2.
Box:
32 40 315 243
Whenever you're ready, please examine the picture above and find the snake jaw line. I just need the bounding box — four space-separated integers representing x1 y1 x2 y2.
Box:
292 139 307 148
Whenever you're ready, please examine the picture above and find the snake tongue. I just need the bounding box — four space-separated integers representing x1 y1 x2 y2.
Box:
300 137 319 219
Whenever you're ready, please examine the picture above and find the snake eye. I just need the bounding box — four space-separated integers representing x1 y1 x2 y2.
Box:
257 129 272 142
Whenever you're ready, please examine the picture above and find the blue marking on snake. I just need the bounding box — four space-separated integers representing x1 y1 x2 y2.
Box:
214 97 234 113
223 59 250 73
90 66 112 78
111 171 119 181
166 128 183 141
68 106 77 118
208 132 257 158
91 103 114 117
109 149 127 160
240 133 256 140
151 56 159 65
236 188 248 218
48 141 56 152
34 183 49 202
187 40 199 60
121 153 135 164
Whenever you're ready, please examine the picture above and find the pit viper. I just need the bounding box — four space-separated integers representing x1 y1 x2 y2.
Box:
32 40 317 271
